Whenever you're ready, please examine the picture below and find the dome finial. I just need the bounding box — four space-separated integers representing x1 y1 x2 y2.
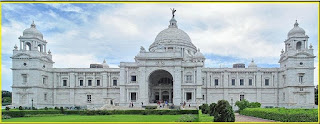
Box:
31 20 36 28
169 8 178 28
294 20 299 27
103 59 106 63
251 59 254 63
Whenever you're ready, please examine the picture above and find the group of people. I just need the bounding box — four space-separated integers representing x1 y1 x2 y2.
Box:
129 102 134 108
180 101 191 108
157 100 169 108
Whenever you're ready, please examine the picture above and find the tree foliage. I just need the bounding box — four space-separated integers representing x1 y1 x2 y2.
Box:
213 100 235 122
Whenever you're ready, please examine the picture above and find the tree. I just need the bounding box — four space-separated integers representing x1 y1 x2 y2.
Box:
315 85 318 105
209 103 217 116
213 100 235 122
2 91 12 98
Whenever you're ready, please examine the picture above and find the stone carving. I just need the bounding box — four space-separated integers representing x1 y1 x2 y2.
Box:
140 46 146 53
170 8 176 18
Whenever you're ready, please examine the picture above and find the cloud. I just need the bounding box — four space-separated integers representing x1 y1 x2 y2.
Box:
1 3 318 91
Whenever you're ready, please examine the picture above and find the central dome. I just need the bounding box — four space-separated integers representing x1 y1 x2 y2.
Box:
149 17 197 52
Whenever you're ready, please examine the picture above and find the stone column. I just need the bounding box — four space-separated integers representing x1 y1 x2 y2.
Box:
173 66 182 105
196 67 202 100
138 67 147 104
69 73 75 106
256 71 262 103
119 68 126 106
102 73 107 87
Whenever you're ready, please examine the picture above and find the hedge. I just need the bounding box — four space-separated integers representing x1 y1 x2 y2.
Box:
2 110 198 118
240 108 318 122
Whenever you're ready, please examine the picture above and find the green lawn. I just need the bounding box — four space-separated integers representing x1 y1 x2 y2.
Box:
2 114 186 122
198 110 214 122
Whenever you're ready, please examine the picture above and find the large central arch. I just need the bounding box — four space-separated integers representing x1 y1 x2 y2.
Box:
148 70 173 103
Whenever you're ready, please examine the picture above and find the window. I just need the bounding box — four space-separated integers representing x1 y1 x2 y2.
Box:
186 92 192 101
202 78 205 85
186 75 192 83
265 79 269 86
79 80 83 86
202 95 205 100
299 75 303 83
131 76 136 82
96 80 100 86
87 95 91 102
113 80 117 86
44 93 47 101
232 79 235 86
131 92 137 101
300 88 303 91
43 77 46 84
215 79 219 86
240 79 244 86
296 41 301 50
88 80 92 86
240 95 244 101
63 80 67 86
249 79 253 86
283 93 285 101
22 74 27 84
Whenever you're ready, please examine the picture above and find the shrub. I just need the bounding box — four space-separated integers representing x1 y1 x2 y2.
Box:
213 100 235 122
200 104 209 114
2 114 11 119
32 107 37 110
235 99 250 111
176 114 198 122
18 106 23 110
60 107 64 114
248 102 261 108
2 111 25 117
44 107 48 110
240 108 318 122
145 106 157 109
5 106 10 111
209 103 217 116
54 107 59 110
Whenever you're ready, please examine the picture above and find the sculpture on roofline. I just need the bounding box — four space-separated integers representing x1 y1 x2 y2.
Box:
171 8 176 18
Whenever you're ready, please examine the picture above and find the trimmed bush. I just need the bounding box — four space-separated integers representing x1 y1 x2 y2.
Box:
248 102 261 108
44 107 48 110
18 106 23 110
240 108 318 122
5 107 10 111
145 106 157 109
209 103 217 116
2 111 25 117
176 114 198 122
235 99 250 111
213 100 235 122
200 104 209 114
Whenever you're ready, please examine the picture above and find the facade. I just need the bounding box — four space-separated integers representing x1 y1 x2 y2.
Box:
11 14 316 109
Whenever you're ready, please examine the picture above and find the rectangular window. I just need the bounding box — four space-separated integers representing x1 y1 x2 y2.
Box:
265 79 269 86
240 79 244 86
300 88 303 91
131 92 137 101
113 80 117 86
96 80 100 86
249 79 253 86
186 75 192 83
202 78 205 85
87 95 91 102
240 95 244 101
79 80 83 86
63 80 67 86
202 95 205 100
186 92 192 101
43 77 46 84
283 93 285 101
232 79 235 86
131 76 136 82
44 93 47 101
22 74 27 84
88 80 92 86
299 76 303 83
215 79 219 86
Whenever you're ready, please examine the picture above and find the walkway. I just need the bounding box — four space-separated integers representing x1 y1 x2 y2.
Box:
235 113 276 122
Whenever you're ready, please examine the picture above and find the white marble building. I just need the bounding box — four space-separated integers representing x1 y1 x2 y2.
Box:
11 13 316 109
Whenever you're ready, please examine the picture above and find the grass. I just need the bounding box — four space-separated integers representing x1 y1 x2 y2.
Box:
2 114 187 122
198 110 214 122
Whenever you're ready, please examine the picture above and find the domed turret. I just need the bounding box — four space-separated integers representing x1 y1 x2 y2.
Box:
248 59 257 68
194 49 205 59
102 59 109 68
23 21 43 40
287 20 305 38
149 9 197 53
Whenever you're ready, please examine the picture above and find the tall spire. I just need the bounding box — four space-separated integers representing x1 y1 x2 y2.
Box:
169 8 178 28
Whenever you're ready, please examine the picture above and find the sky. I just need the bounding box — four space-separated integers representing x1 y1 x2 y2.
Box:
1 3 318 91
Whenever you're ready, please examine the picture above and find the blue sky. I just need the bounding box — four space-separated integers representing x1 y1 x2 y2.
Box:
1 3 318 91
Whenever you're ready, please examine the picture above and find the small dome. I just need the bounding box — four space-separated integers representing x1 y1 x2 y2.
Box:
287 20 305 38
194 49 205 58
248 59 257 68
23 21 43 39
102 59 109 68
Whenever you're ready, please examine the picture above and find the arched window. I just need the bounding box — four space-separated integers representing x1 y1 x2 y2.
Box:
26 42 31 51
38 44 43 52
296 42 302 50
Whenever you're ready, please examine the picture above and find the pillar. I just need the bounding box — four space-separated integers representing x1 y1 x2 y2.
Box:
173 66 182 105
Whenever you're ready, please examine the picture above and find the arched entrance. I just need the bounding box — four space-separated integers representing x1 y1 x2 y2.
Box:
148 70 173 103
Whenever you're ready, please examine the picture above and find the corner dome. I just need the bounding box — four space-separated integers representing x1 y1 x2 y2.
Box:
102 59 109 68
287 20 305 38
248 59 257 68
194 49 205 58
23 21 43 40
149 14 197 52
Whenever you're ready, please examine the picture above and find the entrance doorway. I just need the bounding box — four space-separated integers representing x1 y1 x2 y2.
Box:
148 70 173 103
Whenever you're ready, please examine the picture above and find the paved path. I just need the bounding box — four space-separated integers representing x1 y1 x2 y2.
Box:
235 113 276 122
